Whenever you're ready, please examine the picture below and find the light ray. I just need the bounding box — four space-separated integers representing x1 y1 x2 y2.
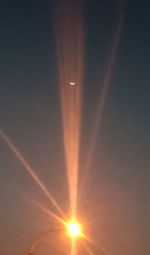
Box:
0 129 65 218
82 5 125 189
54 3 85 255
71 238 77 255
31 200 66 225
84 236 108 255
83 242 94 255
54 0 85 222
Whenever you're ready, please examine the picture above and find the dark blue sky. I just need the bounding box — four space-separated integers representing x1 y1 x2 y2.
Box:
0 0 150 254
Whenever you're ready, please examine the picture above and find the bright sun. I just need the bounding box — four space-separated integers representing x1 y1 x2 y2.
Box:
66 220 82 238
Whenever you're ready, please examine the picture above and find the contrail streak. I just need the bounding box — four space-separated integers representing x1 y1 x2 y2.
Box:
0 129 65 218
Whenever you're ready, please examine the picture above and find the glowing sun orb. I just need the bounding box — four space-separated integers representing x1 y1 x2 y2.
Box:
66 220 82 238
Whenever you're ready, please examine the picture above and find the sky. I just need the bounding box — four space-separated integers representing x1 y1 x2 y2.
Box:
0 0 150 254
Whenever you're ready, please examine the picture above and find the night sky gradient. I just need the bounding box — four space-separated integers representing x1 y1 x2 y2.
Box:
0 0 150 254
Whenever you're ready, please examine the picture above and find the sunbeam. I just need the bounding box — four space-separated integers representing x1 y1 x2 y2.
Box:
54 0 84 226
83 242 94 255
0 129 65 219
54 1 85 254
84 235 108 255
82 4 125 189
30 200 66 225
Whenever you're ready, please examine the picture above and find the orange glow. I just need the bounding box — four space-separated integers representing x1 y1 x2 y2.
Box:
54 0 84 226
54 3 85 254
66 220 83 238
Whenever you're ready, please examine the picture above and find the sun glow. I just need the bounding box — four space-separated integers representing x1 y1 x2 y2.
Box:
66 220 83 238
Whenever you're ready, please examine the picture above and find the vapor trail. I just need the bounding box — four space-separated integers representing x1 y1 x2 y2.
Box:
0 129 65 218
